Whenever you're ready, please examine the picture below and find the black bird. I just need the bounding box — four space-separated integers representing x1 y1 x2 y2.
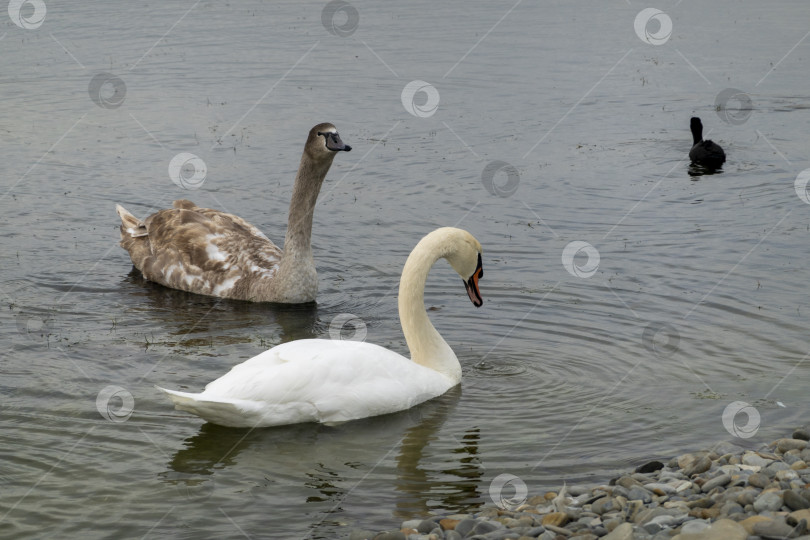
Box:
689 117 726 169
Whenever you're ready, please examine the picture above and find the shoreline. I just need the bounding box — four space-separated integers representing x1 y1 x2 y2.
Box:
349 426 810 540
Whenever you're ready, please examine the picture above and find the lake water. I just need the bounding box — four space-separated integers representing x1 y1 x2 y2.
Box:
2 1 810 538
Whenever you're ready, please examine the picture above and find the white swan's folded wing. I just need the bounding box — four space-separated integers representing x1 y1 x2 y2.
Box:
160 339 455 427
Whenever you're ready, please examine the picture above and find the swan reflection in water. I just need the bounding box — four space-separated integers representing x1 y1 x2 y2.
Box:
121 268 323 348
162 385 483 537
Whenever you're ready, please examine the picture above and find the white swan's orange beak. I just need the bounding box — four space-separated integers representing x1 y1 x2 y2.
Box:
464 253 483 307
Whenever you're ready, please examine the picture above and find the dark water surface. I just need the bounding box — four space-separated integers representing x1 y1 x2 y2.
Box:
2 1 810 538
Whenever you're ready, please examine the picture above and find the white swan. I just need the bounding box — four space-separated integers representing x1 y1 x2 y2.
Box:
115 123 351 303
157 227 484 428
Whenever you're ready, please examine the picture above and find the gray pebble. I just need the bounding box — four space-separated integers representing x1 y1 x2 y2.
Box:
785 489 810 510
592 496 619 515
701 473 731 492
753 515 800 539
683 455 712 476
627 486 652 503
373 533 406 540
794 428 810 441
417 520 439 534
748 472 771 488
743 453 773 468
753 490 784 512
471 521 500 535
349 530 376 540
454 518 477 537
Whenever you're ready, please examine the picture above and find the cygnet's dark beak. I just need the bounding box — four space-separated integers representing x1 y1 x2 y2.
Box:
463 253 484 307
319 131 352 152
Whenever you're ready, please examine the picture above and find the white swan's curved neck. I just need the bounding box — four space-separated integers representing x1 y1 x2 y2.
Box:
398 236 462 383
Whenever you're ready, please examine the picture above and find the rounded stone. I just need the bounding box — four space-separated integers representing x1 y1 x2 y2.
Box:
453 518 477 537
793 428 810 441
742 453 772 468
739 515 773 535
540 512 568 527
701 473 731 492
416 519 439 534
676 518 747 540
602 522 633 540
776 469 799 482
592 497 619 515
679 519 711 534
627 486 652 503
776 438 809 453
753 491 784 512
471 520 501 535
683 456 712 477
372 532 406 540
784 490 810 511
748 472 770 488
635 461 665 474
753 516 800 539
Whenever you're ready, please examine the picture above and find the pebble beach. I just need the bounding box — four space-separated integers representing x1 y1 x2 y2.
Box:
349 426 810 540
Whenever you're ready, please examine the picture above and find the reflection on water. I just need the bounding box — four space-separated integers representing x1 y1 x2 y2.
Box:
122 267 323 348
688 162 724 179
161 386 481 538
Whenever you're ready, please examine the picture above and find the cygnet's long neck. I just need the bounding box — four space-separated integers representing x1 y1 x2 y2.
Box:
281 151 335 262
398 236 462 384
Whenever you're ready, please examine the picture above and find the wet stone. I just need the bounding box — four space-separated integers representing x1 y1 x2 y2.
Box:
635 461 665 474
793 428 810 441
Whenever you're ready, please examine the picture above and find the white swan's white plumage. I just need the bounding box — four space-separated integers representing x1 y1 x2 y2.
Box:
115 123 351 303
157 227 485 428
